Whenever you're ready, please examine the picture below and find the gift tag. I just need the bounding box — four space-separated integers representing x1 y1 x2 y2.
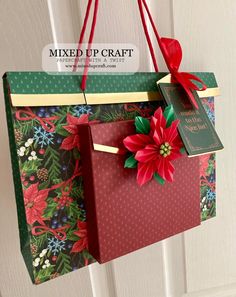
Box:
158 83 224 156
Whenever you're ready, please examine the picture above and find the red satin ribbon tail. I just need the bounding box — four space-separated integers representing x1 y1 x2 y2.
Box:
172 71 208 109
182 84 199 109
181 72 207 91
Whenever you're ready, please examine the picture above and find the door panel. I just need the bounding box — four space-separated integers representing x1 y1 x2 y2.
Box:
0 1 234 297
173 0 236 295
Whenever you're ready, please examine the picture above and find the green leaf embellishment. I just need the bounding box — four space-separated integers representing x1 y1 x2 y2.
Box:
154 172 165 185
124 154 138 168
180 147 186 154
135 116 150 134
163 105 175 127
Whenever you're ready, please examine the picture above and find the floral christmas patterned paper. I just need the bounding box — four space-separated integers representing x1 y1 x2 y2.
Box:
13 102 159 283
11 97 215 283
200 97 216 220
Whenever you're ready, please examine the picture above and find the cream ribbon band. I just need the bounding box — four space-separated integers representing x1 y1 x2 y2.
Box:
93 143 124 154
11 87 220 107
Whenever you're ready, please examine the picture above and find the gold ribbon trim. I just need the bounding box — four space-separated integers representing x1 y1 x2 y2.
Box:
93 143 123 154
11 93 85 107
11 88 220 107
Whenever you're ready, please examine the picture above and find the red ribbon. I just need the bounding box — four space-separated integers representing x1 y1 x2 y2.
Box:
160 38 207 109
72 0 99 91
32 224 70 241
138 0 207 109
15 107 59 132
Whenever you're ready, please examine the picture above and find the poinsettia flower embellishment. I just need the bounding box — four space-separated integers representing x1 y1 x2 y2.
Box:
123 106 184 186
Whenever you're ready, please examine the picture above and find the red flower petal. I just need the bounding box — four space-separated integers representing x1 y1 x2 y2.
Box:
200 154 210 176
24 183 39 202
60 135 76 151
67 113 89 125
78 114 89 124
73 221 88 238
25 208 33 225
168 149 182 161
150 116 165 141
34 189 49 204
172 138 183 149
123 134 152 153
135 145 158 163
71 220 88 253
163 119 180 143
153 127 164 146
156 157 165 180
164 161 175 182
137 161 155 186
77 220 87 229
73 134 80 149
71 238 88 253
153 107 166 128
156 158 175 182
76 230 87 238
63 124 78 135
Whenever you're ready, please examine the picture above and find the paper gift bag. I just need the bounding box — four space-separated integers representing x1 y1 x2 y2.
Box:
78 120 201 263
3 71 218 283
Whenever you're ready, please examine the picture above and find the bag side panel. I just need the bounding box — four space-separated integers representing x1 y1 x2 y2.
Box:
3 76 35 283
201 97 216 220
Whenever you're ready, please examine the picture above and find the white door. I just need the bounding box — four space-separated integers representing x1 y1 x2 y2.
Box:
0 1 234 296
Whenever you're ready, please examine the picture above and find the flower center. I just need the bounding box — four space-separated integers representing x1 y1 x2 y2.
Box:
26 202 34 208
159 142 172 158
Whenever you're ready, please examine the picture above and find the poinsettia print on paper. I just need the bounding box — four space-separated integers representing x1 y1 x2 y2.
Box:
71 221 88 253
12 98 215 283
24 183 49 225
60 114 89 151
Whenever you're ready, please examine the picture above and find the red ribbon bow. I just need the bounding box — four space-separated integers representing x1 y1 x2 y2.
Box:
160 38 207 109
32 224 70 241
15 107 59 133
137 0 207 109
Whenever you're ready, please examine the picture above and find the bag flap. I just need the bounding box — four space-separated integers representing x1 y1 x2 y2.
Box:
89 121 135 154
